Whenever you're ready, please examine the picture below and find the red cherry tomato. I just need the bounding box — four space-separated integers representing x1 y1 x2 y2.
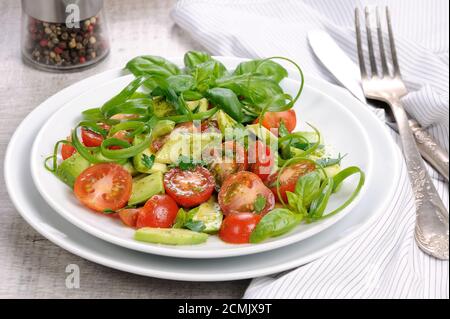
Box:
81 128 104 147
254 110 297 134
267 161 316 202
109 130 133 150
218 171 275 216
163 166 215 208
118 208 141 227
136 195 179 228
219 213 262 244
209 141 248 186
61 143 76 160
248 140 274 182
74 163 132 212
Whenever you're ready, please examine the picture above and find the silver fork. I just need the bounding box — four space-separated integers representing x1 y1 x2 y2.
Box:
355 7 449 260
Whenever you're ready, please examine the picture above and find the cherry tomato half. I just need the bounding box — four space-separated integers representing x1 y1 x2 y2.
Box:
219 213 262 244
209 141 248 186
248 140 274 182
109 130 133 150
118 208 141 227
74 163 132 212
218 171 275 216
164 166 215 208
254 110 297 134
136 195 179 228
267 160 316 202
81 128 104 147
61 143 76 160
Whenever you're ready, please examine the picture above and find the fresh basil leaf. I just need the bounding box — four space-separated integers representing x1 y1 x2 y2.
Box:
126 55 180 78
233 59 288 83
166 75 195 93
191 60 228 92
184 220 206 232
295 171 321 208
142 154 155 169
249 208 302 243
216 74 290 113
173 208 187 229
182 90 204 101
206 88 243 122
184 51 212 70
316 154 347 168
254 194 267 213
285 191 299 211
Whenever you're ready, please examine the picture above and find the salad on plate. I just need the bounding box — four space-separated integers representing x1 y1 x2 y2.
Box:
45 51 365 246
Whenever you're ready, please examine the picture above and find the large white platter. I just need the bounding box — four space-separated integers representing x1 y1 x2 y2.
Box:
29 57 373 258
4 58 401 280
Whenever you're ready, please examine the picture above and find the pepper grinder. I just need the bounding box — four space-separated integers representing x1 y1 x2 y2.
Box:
21 0 110 71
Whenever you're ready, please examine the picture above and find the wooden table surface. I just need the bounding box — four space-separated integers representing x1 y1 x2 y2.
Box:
0 0 249 298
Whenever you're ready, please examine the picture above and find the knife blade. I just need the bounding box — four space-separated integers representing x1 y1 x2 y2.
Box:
308 30 449 181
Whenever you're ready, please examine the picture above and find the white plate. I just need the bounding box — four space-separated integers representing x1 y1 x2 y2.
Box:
5 60 401 281
30 57 373 259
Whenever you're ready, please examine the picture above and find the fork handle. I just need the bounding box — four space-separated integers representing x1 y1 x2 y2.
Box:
409 119 449 182
390 99 449 260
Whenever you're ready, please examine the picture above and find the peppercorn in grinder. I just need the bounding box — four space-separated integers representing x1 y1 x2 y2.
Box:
21 0 110 71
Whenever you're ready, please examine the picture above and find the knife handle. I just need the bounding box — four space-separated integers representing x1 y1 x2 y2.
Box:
409 119 449 182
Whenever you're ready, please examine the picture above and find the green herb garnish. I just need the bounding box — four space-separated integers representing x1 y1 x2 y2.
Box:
254 194 267 213
142 154 155 169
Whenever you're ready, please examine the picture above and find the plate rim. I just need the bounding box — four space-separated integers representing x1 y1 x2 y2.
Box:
29 58 373 258
4 60 402 281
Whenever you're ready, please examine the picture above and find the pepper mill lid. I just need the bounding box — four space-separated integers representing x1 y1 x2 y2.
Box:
22 0 104 23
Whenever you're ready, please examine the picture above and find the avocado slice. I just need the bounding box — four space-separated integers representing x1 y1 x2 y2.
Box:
128 171 165 206
155 132 222 164
185 98 209 113
132 135 168 174
55 152 90 188
187 197 223 234
216 109 238 135
135 227 208 245
122 161 139 176
152 97 177 117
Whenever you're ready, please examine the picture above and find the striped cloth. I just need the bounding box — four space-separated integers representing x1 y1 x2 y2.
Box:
171 0 449 298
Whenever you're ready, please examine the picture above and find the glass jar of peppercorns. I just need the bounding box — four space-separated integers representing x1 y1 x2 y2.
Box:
21 0 110 71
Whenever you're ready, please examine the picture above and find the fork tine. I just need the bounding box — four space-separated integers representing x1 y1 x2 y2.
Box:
386 7 401 76
376 7 390 77
365 7 378 77
354 8 367 79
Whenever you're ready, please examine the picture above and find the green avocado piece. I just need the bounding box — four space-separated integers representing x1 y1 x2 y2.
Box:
122 161 139 176
132 135 168 174
155 132 222 164
135 227 208 245
216 109 238 135
187 197 223 234
55 152 90 188
128 171 165 206
185 98 209 113
152 96 177 117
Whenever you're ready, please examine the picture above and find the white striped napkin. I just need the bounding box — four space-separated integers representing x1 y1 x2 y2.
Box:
171 0 449 298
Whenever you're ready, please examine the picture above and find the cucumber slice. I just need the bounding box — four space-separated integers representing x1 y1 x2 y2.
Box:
128 172 164 206
55 152 90 188
135 227 208 245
